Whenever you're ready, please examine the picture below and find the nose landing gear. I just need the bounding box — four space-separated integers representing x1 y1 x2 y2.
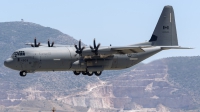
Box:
19 71 27 77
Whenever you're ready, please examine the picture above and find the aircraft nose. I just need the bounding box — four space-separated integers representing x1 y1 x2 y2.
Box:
4 58 13 68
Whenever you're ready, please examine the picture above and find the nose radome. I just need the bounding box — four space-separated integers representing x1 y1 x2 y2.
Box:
4 58 13 68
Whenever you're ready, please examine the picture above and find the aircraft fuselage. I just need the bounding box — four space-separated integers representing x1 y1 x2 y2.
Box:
4 46 161 73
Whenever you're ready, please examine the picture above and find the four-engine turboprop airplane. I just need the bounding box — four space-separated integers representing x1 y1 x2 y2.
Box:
4 5 191 77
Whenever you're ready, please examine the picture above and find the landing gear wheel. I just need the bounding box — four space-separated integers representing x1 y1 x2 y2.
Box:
73 71 81 75
94 71 102 76
82 71 87 75
19 71 27 77
87 72 93 76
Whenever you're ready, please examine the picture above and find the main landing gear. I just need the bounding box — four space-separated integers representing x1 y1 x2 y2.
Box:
73 71 81 75
19 71 27 77
73 71 102 76
94 71 102 76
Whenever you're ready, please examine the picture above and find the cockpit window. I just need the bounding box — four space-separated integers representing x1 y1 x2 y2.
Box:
12 51 25 57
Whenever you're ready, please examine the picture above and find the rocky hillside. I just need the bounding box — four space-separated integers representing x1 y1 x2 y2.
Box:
58 57 200 112
0 22 200 112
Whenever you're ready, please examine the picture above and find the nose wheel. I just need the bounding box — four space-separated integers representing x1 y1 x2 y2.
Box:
19 71 27 77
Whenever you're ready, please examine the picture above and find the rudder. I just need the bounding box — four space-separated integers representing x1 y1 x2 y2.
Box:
149 5 178 46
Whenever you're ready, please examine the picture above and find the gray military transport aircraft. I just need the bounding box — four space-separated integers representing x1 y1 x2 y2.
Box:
4 5 191 77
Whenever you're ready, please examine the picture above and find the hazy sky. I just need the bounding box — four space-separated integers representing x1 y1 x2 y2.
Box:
1 1 199 63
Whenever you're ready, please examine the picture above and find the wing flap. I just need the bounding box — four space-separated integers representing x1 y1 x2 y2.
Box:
112 46 145 54
81 46 145 58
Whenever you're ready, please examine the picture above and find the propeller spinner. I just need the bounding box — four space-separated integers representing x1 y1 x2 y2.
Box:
90 38 100 55
74 40 85 56
31 38 40 47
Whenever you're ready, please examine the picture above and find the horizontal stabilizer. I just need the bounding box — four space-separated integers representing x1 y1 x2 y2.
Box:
161 46 193 50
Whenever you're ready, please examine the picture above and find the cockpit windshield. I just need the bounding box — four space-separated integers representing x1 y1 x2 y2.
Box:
12 51 25 57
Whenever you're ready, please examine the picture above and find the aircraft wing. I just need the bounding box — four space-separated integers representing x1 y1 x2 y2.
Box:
111 46 145 54
82 46 146 57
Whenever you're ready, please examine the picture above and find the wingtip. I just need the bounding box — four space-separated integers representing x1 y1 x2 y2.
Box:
179 46 194 49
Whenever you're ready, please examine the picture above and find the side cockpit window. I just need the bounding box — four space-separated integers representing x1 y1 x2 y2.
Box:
12 52 18 57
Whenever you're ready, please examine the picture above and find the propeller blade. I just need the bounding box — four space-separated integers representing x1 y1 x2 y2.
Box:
79 40 81 50
90 45 94 50
37 42 40 47
74 44 78 50
96 43 100 50
34 38 37 47
94 38 96 48
48 40 50 47
81 46 85 51
51 42 54 47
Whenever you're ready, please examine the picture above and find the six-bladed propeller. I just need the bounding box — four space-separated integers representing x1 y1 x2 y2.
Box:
90 38 100 55
74 40 85 56
31 38 40 47
48 40 54 47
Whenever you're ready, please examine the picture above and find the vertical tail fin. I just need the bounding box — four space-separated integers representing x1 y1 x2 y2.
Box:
149 5 178 46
